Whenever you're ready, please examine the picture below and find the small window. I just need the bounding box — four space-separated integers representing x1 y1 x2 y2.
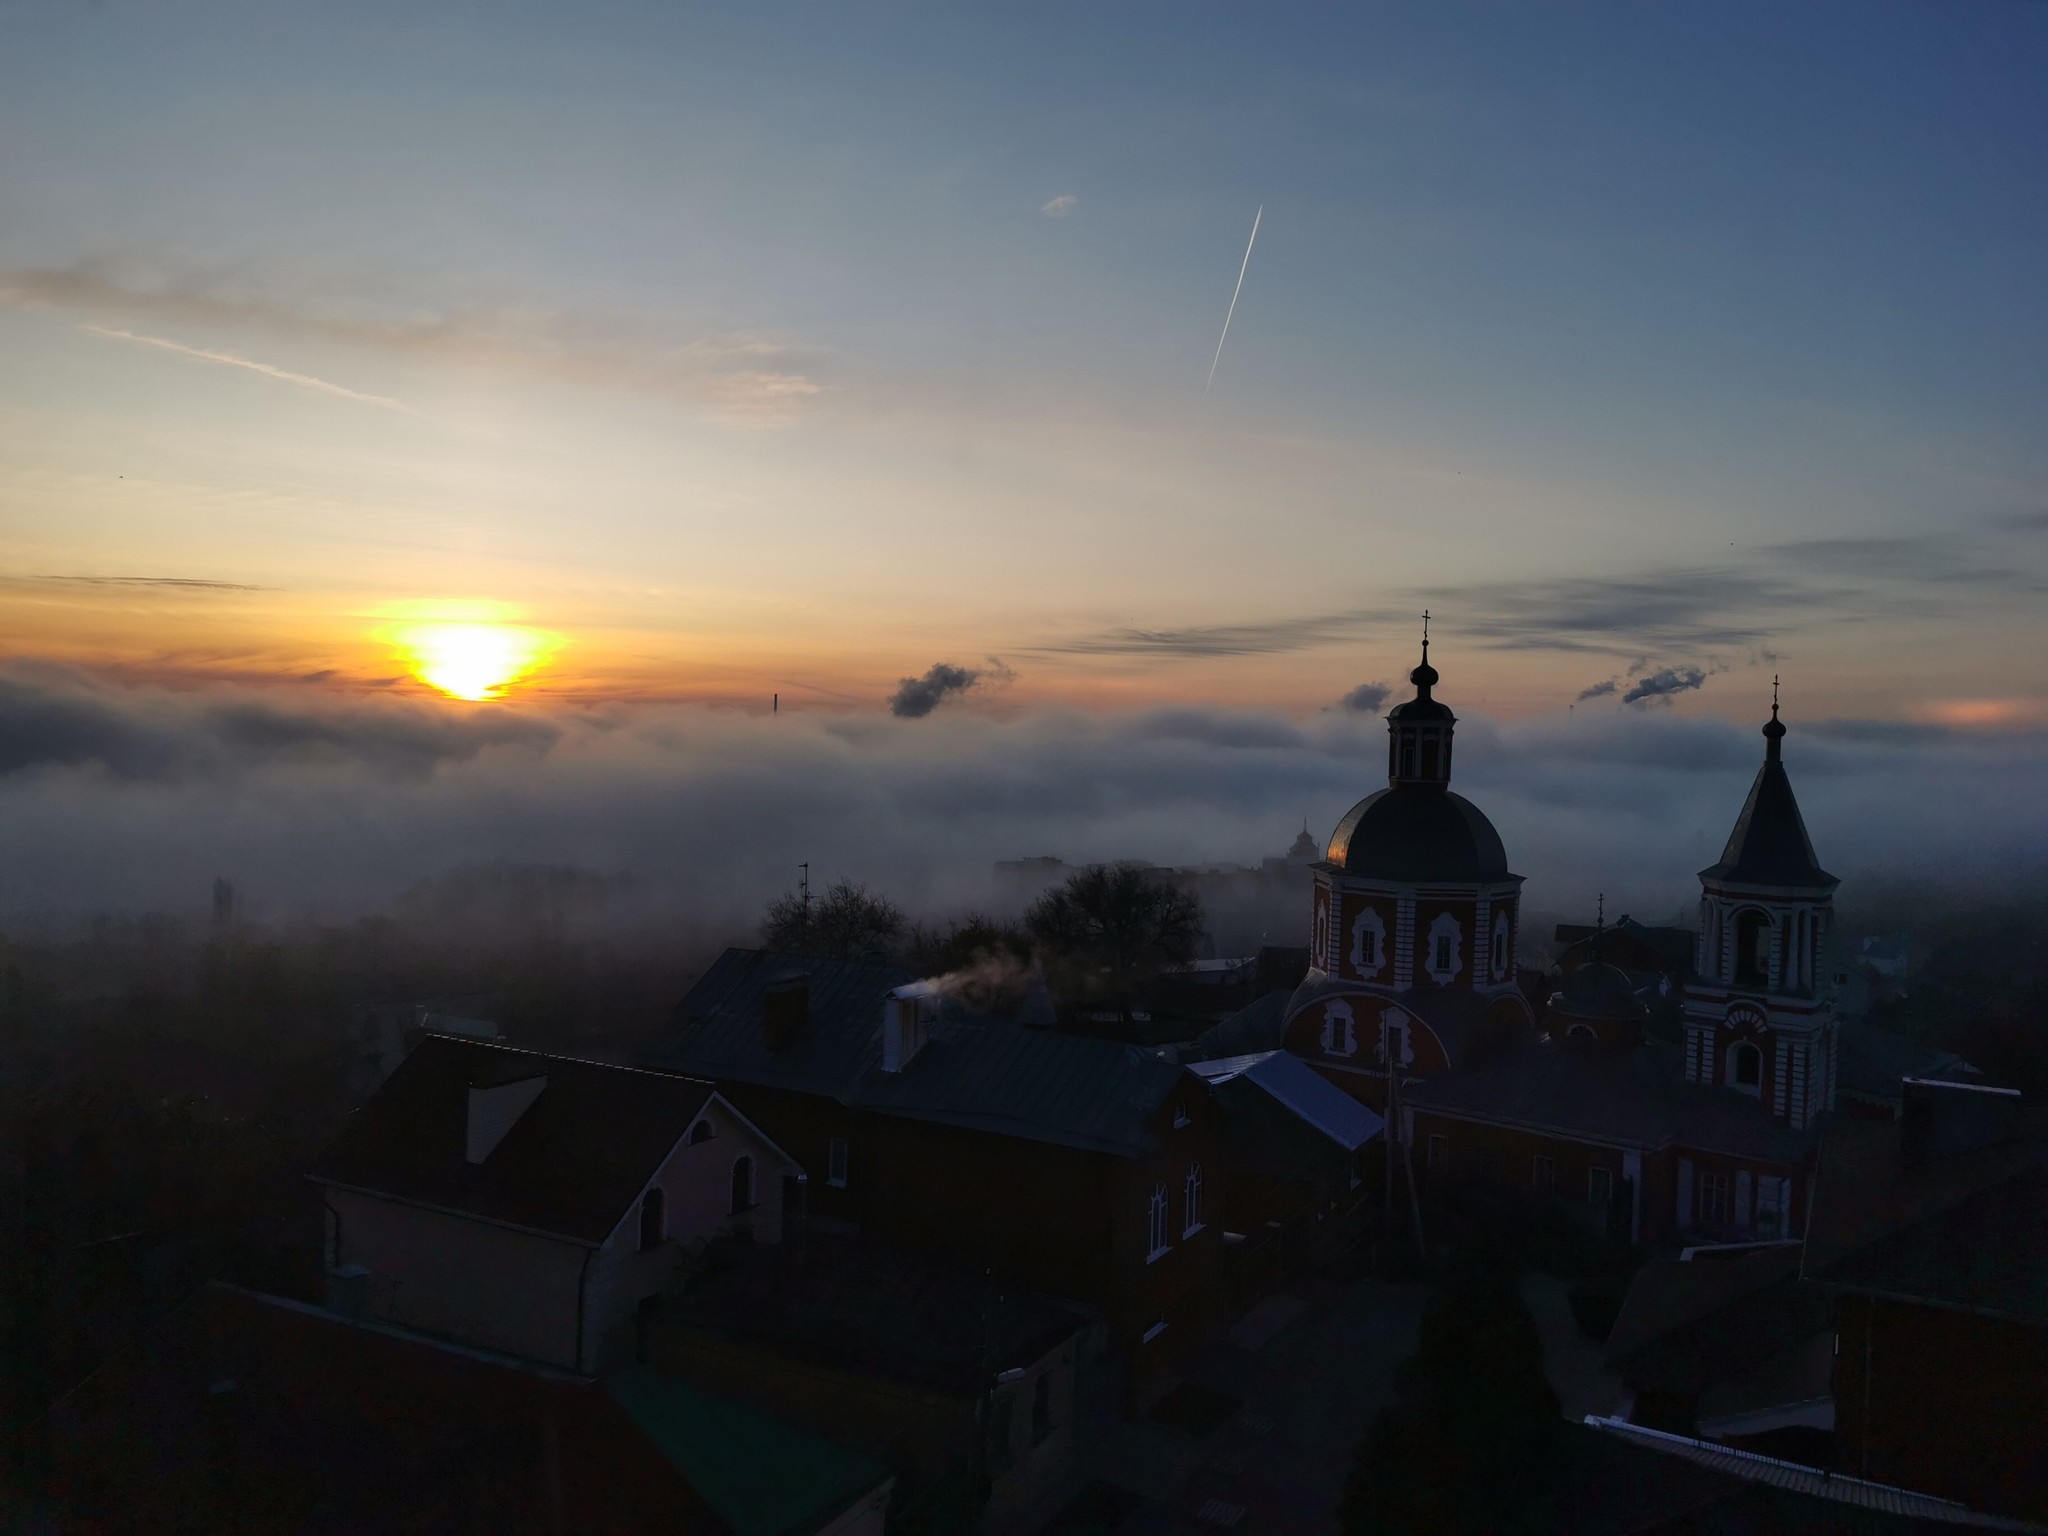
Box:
1588 1166 1614 1211
1427 1134 1449 1174
1031 1371 1053 1442
1732 1043 1762 1089
687 1119 714 1146
638 1187 665 1251
1699 1170 1731 1227
1183 1162 1204 1236
1172 1098 1191 1129
1532 1156 1555 1195
827 1138 849 1188
1434 935 1452 972
1491 929 1506 975
730 1155 755 1215
1146 1182 1170 1259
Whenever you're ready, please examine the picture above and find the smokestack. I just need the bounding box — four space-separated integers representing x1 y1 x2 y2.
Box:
765 970 809 1053
882 984 939 1073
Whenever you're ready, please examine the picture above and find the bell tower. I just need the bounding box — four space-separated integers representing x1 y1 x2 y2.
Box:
1681 685 1840 1129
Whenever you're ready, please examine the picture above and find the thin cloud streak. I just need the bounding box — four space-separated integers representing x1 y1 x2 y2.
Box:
80 324 418 413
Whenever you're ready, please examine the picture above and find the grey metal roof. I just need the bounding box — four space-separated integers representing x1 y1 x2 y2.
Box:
310 1036 716 1245
1189 1050 1384 1151
1325 784 1513 882
1184 989 1291 1062
1701 727 1837 889
653 947 1192 1157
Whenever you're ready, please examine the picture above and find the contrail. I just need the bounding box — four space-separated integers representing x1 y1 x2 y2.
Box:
80 324 418 413
1203 204 1262 401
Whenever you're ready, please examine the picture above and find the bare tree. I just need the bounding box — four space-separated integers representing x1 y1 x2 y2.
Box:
761 879 906 959
1025 863 1204 1020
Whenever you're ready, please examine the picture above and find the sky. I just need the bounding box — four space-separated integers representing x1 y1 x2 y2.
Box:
2 1 2045 916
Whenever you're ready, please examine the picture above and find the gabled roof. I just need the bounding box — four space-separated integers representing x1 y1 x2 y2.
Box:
654 947 1192 1157
1186 988 1291 1061
1189 1050 1383 1151
1701 749 1836 890
310 1035 717 1245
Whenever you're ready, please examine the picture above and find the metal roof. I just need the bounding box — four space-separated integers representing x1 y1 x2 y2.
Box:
1701 744 1837 890
1324 784 1514 882
309 1036 718 1245
1189 1050 1383 1151
654 947 1193 1157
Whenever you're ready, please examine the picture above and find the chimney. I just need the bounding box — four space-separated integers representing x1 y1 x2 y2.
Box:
882 984 939 1073
765 970 809 1053
467 1070 548 1164
1899 1076 2023 1170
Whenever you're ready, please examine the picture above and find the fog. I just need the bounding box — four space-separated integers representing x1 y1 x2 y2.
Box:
3 663 2045 940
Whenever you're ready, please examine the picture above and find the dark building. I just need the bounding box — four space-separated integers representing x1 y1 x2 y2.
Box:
647 950 1226 1395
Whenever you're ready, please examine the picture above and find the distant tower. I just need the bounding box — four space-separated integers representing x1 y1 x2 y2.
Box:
1681 688 1840 1128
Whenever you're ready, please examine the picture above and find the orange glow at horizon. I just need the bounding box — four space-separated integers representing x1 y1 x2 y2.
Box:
393 620 553 701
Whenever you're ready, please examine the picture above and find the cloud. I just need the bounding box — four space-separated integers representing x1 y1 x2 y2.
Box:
35 575 268 592
0 664 557 783
1039 195 1077 218
80 325 417 413
1622 666 1708 705
0 670 2043 926
888 661 985 718
1576 678 1619 702
4 264 824 428
1337 682 1391 714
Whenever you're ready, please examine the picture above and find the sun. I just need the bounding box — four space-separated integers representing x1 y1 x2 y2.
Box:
395 620 551 701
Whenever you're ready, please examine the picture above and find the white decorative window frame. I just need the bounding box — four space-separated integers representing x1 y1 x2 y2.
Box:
1349 906 1387 979
1425 912 1464 985
1320 1001 1358 1058
1491 911 1512 981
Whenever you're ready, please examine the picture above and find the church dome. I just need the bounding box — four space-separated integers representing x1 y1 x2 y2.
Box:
1551 960 1647 1022
1324 785 1510 882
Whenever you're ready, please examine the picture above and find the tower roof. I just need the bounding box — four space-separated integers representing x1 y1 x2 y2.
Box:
1700 701 1837 890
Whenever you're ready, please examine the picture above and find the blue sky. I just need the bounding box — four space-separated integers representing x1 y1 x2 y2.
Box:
1 0 2043 721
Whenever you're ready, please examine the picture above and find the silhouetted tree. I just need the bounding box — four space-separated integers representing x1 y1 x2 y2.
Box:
1025 863 1204 1020
1340 1278 1561 1535
761 879 906 959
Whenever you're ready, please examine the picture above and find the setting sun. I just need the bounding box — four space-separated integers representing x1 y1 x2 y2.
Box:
395 620 551 701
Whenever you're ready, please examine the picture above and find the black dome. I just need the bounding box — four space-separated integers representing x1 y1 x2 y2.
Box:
1551 961 1647 1021
1324 784 1511 881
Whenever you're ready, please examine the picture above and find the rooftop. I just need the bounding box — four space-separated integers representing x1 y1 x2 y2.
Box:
310 1034 716 1245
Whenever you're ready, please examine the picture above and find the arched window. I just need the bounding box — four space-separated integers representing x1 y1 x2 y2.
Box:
1146 1182 1169 1258
1183 1163 1204 1236
638 1187 665 1250
729 1155 755 1215
1420 738 1439 780
687 1119 713 1146
1733 910 1772 991
1491 927 1507 978
1729 1042 1762 1093
1568 1023 1597 1041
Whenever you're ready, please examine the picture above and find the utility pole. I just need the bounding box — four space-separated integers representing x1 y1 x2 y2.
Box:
797 863 811 943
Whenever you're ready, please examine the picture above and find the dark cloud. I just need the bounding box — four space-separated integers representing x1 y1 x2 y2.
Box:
888 658 1014 719
35 575 267 591
0 665 557 782
1337 682 1391 714
1576 679 1619 702
1623 666 1708 705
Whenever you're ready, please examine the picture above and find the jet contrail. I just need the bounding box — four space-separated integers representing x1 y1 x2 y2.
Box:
1203 204 1262 400
80 324 418 413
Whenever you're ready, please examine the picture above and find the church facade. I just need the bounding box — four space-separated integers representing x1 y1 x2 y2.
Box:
1277 646 1832 1246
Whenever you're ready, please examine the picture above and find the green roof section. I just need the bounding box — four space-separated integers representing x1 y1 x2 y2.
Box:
604 1365 891 1536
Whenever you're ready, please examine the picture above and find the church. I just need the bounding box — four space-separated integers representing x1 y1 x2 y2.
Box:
1277 639 1836 1246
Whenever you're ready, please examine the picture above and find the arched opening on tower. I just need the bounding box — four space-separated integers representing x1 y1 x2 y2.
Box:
1733 910 1772 991
1729 1041 1762 1095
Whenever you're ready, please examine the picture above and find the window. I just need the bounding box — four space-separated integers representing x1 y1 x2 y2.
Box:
1588 1166 1614 1212
686 1119 714 1146
1350 908 1386 976
1568 1023 1597 1041
1031 1371 1054 1442
1427 1134 1449 1175
730 1155 755 1215
1146 1182 1170 1259
1532 1156 1555 1194
1734 910 1771 990
638 1187 665 1251
1172 1098 1191 1129
827 1138 849 1188
1183 1163 1204 1236
1425 912 1463 983
1755 1175 1788 1239
1491 928 1506 977
1731 1042 1762 1090
1321 1002 1357 1058
1699 1170 1730 1227
1434 935 1452 971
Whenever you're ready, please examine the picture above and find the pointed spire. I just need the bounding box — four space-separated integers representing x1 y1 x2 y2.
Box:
1702 682 1836 889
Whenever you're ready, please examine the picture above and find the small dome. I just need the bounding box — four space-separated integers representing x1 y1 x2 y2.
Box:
1325 785 1510 882
1287 826 1319 860
1551 961 1647 1022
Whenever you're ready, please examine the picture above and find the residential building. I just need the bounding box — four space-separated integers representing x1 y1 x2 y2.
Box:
310 1034 799 1373
647 951 1224 1391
